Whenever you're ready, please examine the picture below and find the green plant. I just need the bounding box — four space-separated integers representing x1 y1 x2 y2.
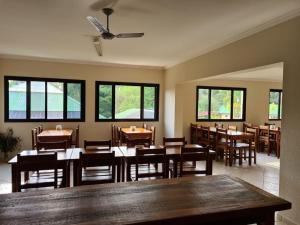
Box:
0 128 21 157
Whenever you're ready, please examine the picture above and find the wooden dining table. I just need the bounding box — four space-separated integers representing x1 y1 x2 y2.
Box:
121 127 152 141
37 129 73 144
0 175 291 225
120 144 215 181
8 148 73 192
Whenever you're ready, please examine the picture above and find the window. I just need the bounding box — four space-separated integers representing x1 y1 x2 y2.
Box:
196 86 246 121
4 76 85 122
96 81 159 121
269 89 282 120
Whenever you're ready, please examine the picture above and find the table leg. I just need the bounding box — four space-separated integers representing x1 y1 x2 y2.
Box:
126 159 131 182
116 159 121 182
248 138 252 166
206 153 213 175
173 159 178 178
239 148 242 165
65 162 70 187
261 212 275 225
11 164 18 192
121 158 125 182
73 160 78 186
229 139 233 167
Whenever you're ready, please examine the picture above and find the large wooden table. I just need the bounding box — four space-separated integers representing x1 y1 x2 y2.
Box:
0 175 291 225
37 129 73 143
8 149 73 192
121 144 215 181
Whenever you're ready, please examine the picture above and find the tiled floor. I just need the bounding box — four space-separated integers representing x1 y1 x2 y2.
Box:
0 153 285 224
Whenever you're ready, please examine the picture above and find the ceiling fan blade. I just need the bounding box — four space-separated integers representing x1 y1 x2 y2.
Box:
90 0 119 11
93 36 103 56
86 16 108 33
116 33 144 38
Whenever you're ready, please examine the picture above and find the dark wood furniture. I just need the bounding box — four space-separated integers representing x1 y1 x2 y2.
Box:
133 147 167 181
9 149 72 192
126 138 151 148
37 129 73 146
180 145 210 177
36 140 68 151
71 125 80 148
31 128 38 150
163 137 186 147
84 140 111 149
71 147 124 184
0 175 291 225
77 152 115 186
16 152 59 192
121 128 152 145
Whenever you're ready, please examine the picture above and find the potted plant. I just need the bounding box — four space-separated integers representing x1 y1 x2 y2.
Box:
0 128 21 160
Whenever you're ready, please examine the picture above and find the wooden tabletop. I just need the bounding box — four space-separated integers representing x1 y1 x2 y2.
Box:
37 129 73 137
121 128 152 134
8 149 74 164
71 147 124 159
0 175 291 225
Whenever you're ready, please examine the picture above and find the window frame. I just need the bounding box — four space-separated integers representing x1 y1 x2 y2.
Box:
4 76 86 122
196 86 247 122
95 81 159 122
268 89 282 121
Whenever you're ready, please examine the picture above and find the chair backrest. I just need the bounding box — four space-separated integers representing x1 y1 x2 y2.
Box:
17 152 58 191
111 124 118 146
37 125 43 134
84 140 111 150
259 125 270 138
37 141 68 151
78 152 116 185
135 147 167 181
243 122 252 132
228 125 237 131
127 138 151 148
215 123 223 128
74 125 80 148
180 146 209 176
150 126 156 145
216 128 228 145
142 123 148 129
265 122 275 126
163 137 186 147
246 127 258 141
31 128 38 150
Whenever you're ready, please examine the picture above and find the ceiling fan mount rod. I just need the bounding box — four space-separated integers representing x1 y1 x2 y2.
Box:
103 8 114 32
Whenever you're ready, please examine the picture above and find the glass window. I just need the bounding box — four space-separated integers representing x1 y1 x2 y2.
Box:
196 86 246 121
30 81 45 119
5 76 85 122
96 82 159 121
143 86 156 119
269 90 282 120
67 83 81 119
99 84 113 119
8 80 27 119
197 88 209 119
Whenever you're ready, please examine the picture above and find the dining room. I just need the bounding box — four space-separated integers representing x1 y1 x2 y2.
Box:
1 1 300 225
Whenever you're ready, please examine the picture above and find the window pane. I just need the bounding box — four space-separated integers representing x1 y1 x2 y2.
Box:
99 85 112 119
144 87 156 119
8 80 27 119
233 90 244 119
115 85 141 119
211 89 231 119
30 81 45 119
67 83 81 119
269 91 280 119
47 82 64 119
197 89 209 119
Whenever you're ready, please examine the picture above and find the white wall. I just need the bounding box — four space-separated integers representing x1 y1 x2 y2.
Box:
0 58 165 151
165 15 300 224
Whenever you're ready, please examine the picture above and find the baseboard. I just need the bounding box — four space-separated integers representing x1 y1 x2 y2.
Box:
277 213 299 225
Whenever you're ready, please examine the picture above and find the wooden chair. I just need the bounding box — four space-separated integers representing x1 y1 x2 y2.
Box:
243 122 252 132
37 125 43 134
258 125 271 154
150 126 156 145
77 152 116 186
163 137 186 147
111 124 121 147
215 123 223 128
228 125 237 131
72 125 80 148
17 152 60 192
179 146 210 177
265 122 275 126
198 126 213 148
84 140 111 150
215 128 229 162
132 147 167 181
245 127 258 164
31 128 38 150
37 141 68 151
142 123 148 129
127 138 151 148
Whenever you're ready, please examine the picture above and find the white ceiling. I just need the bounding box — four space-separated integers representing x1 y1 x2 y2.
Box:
0 0 300 68
205 62 283 82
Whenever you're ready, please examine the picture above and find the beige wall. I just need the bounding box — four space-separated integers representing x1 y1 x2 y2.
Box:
165 16 300 224
0 58 165 151
179 79 282 142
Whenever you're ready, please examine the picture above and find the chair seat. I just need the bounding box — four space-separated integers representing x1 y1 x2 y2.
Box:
233 142 249 148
